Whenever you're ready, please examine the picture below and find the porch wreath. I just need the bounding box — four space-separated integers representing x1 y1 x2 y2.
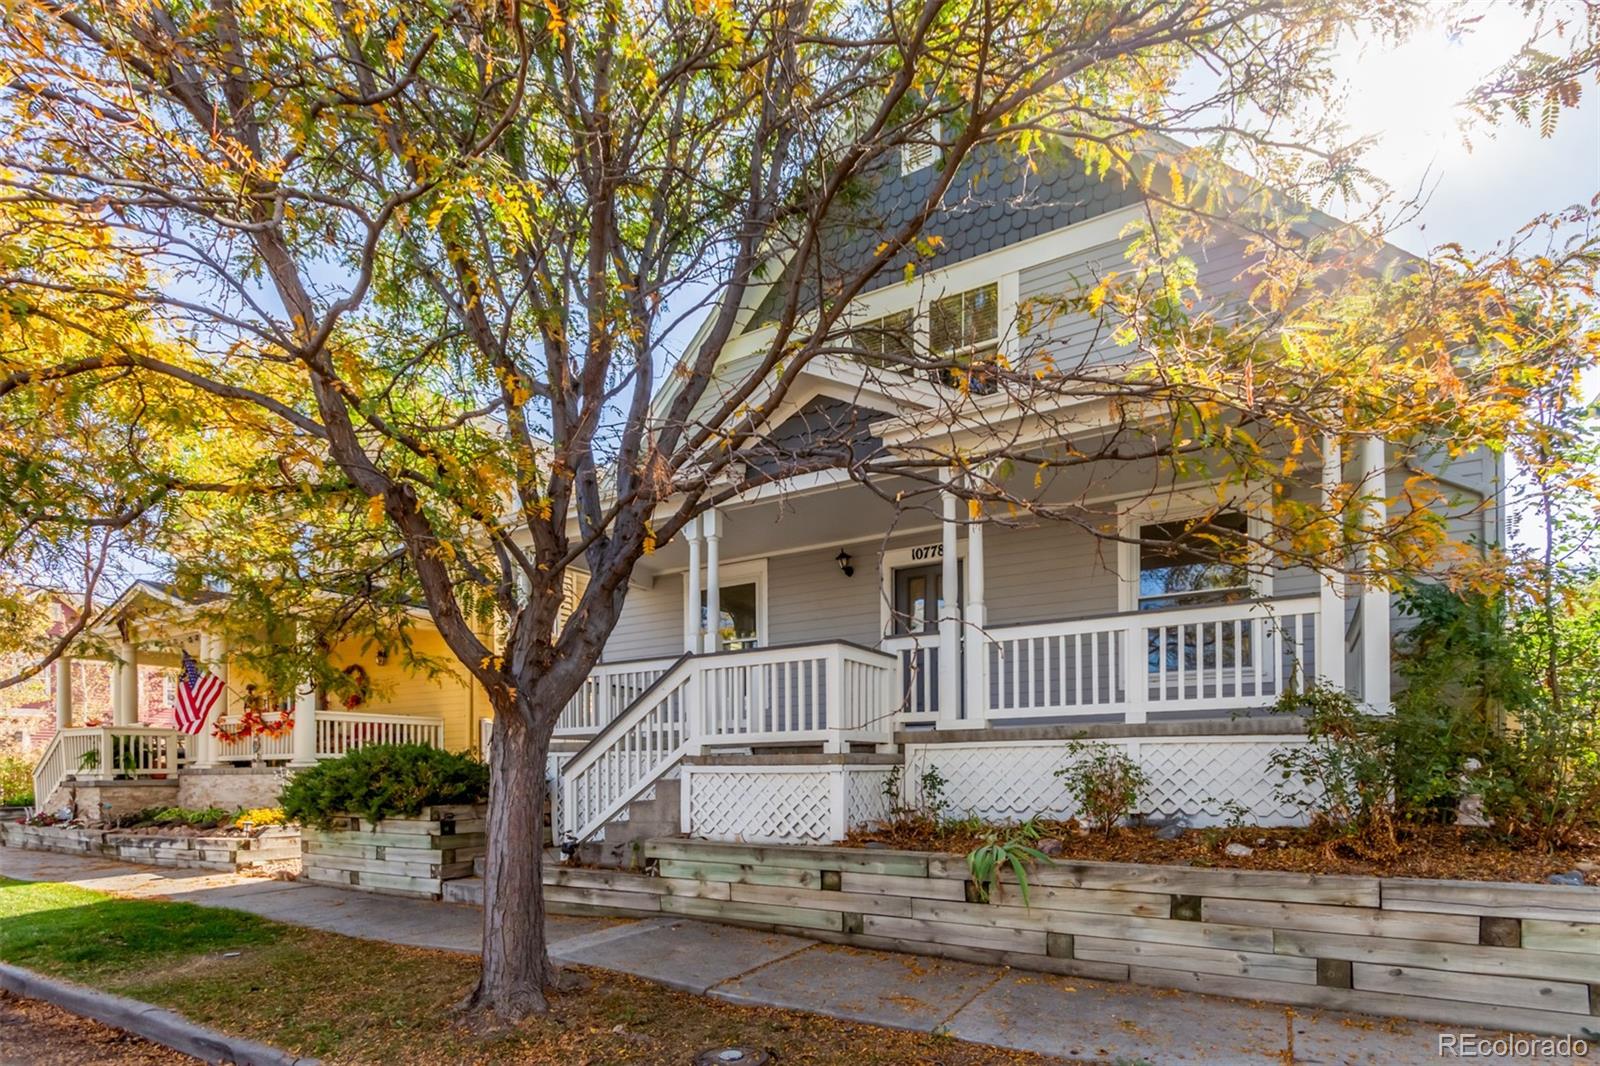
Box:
341 664 371 710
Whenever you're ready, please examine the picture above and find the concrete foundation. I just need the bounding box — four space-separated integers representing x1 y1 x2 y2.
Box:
176 767 289 811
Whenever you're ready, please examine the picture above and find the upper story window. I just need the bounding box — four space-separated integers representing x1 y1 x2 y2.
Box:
856 309 914 372
1137 511 1251 611
900 120 941 176
931 283 999 394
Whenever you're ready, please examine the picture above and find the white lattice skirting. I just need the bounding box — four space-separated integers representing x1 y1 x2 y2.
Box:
682 764 895 845
903 736 1313 827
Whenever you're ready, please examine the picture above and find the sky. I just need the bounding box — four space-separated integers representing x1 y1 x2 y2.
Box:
1327 2 1599 258
1315 4 1599 551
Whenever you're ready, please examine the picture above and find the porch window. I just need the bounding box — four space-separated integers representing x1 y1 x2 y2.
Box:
930 283 999 394
702 581 760 651
1136 511 1251 611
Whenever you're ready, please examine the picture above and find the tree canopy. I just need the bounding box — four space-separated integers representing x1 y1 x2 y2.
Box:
2 0 1597 1019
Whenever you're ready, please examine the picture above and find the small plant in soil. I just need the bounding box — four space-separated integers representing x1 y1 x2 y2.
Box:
966 819 1052 907
1054 740 1148 835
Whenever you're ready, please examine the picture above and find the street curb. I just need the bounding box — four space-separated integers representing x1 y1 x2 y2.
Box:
0 963 316 1065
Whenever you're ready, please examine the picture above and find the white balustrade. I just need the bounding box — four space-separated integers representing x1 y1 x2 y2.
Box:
563 672 693 842
559 642 897 843
557 657 676 735
31 726 188 809
882 632 942 725
984 597 1320 722
315 711 445 758
987 618 1128 718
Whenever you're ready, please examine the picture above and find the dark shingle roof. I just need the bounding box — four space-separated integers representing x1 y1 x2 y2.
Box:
748 142 1143 329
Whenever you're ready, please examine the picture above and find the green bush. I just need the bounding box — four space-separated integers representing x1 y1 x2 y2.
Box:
1271 684 1400 855
1 753 33 806
1053 740 1148 835
278 744 488 828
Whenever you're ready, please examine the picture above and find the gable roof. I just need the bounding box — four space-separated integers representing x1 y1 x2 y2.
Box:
746 141 1143 329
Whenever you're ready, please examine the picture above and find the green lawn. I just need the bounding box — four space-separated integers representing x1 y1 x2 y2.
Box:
0 877 1068 1065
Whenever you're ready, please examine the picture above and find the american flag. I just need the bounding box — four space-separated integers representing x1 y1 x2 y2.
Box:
175 650 225 734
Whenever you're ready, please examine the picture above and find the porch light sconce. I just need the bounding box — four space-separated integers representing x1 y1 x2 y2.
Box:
375 648 389 666
835 549 854 578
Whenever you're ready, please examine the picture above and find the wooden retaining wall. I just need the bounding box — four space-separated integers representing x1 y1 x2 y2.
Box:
573 839 1600 1038
1 821 300 872
300 805 485 899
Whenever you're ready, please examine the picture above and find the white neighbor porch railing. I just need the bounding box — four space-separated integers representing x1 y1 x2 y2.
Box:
214 711 295 763
984 596 1320 721
31 726 188 811
559 641 896 844
315 711 445 758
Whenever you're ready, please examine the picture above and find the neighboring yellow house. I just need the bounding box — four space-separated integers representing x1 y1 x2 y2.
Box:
31 580 493 815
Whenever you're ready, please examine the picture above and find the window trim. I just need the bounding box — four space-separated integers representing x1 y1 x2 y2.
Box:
1114 485 1271 613
682 558 769 651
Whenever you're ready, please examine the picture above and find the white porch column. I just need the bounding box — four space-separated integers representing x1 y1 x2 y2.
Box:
289 681 319 766
113 639 138 726
1317 434 1347 691
963 497 988 728
703 509 722 655
937 474 961 728
1359 435 1392 712
54 657 72 729
684 516 702 653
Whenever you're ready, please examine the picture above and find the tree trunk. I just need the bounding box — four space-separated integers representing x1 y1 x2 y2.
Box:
464 700 554 1020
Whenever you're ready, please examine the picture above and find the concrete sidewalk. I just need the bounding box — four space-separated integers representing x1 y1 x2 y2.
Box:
1 847 1548 1065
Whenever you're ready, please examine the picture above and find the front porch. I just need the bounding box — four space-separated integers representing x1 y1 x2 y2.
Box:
548 438 1394 848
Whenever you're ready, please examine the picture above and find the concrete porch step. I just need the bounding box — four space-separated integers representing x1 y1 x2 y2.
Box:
442 876 483 906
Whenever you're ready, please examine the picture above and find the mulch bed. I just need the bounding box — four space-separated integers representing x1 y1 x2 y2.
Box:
842 820 1600 884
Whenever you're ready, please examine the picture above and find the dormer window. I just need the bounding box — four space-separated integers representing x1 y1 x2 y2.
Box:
899 120 941 176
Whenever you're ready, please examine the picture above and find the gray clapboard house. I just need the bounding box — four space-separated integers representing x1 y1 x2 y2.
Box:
533 143 1504 859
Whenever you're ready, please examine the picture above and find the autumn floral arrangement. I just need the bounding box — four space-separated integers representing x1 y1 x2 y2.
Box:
212 690 294 741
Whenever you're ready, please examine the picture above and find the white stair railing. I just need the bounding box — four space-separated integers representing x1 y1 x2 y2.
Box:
31 726 187 809
30 732 66 809
561 668 694 844
558 642 897 844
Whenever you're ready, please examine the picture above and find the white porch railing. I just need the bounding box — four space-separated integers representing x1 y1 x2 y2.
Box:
315 711 445 758
214 711 295 764
985 597 1320 722
557 657 676 736
881 632 941 725
559 642 897 844
31 726 188 810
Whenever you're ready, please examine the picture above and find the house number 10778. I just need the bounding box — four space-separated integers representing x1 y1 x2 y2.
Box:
909 544 943 561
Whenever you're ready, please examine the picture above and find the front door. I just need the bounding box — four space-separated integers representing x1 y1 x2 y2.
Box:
891 561 961 635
